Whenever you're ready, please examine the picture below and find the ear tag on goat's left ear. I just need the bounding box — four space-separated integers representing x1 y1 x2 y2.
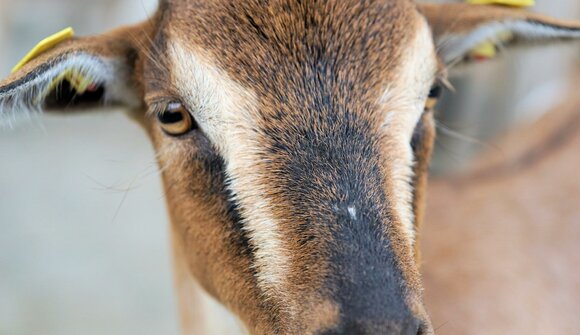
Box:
44 69 95 96
33 69 98 105
11 27 75 73
13 27 100 102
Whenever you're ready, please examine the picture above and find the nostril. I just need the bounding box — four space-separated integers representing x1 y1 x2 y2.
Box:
415 321 431 335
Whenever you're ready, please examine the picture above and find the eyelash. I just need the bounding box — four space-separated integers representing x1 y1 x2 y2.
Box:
424 81 444 111
150 101 198 136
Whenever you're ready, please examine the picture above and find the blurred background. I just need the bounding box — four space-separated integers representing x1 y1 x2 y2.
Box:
0 1 178 335
425 0 580 173
0 1 578 335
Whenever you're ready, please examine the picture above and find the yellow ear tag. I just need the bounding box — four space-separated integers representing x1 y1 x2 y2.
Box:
469 31 515 61
43 69 95 96
470 42 497 60
466 0 530 60
11 27 75 73
466 0 535 6
32 69 97 105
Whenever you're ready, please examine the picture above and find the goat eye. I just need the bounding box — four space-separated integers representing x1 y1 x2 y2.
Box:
157 102 196 136
425 84 442 111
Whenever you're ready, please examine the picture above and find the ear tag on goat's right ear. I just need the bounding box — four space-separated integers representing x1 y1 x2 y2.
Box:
467 32 514 61
466 0 532 61
470 42 498 60
12 27 75 73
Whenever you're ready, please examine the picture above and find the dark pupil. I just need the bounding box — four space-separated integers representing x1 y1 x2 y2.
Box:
429 85 442 99
158 110 184 124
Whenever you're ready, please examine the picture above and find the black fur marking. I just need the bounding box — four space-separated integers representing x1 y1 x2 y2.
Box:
267 97 415 330
0 54 69 95
245 13 269 42
191 136 255 259
526 19 580 33
186 137 286 329
276 121 417 330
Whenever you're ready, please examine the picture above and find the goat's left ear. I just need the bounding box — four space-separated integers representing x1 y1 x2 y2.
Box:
418 3 580 66
0 23 150 127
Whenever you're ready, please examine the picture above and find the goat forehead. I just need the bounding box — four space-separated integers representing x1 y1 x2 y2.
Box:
166 0 422 90
164 0 436 141
163 0 435 128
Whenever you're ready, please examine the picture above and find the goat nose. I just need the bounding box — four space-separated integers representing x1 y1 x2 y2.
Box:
319 316 422 335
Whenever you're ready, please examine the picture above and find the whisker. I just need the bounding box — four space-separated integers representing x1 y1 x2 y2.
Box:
434 134 472 168
434 320 450 332
111 182 133 222
110 163 163 223
435 120 503 155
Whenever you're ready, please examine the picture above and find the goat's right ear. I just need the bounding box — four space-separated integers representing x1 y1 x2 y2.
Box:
0 24 149 128
418 3 580 67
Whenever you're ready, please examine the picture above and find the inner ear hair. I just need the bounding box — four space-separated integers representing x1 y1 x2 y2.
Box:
43 80 106 111
0 52 137 127
444 19 580 65
0 19 160 128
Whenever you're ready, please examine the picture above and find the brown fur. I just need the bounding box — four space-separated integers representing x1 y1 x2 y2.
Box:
411 111 436 263
2 1 580 334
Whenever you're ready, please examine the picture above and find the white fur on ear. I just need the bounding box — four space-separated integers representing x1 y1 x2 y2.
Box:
439 20 580 65
0 53 139 128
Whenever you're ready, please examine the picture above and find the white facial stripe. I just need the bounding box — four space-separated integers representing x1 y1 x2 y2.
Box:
170 42 291 302
381 16 438 242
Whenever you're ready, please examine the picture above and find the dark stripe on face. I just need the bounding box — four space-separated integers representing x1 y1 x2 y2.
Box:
185 137 293 329
185 132 256 261
263 100 415 328
210 159 254 256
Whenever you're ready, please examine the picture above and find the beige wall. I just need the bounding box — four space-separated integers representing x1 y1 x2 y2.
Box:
0 1 177 335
